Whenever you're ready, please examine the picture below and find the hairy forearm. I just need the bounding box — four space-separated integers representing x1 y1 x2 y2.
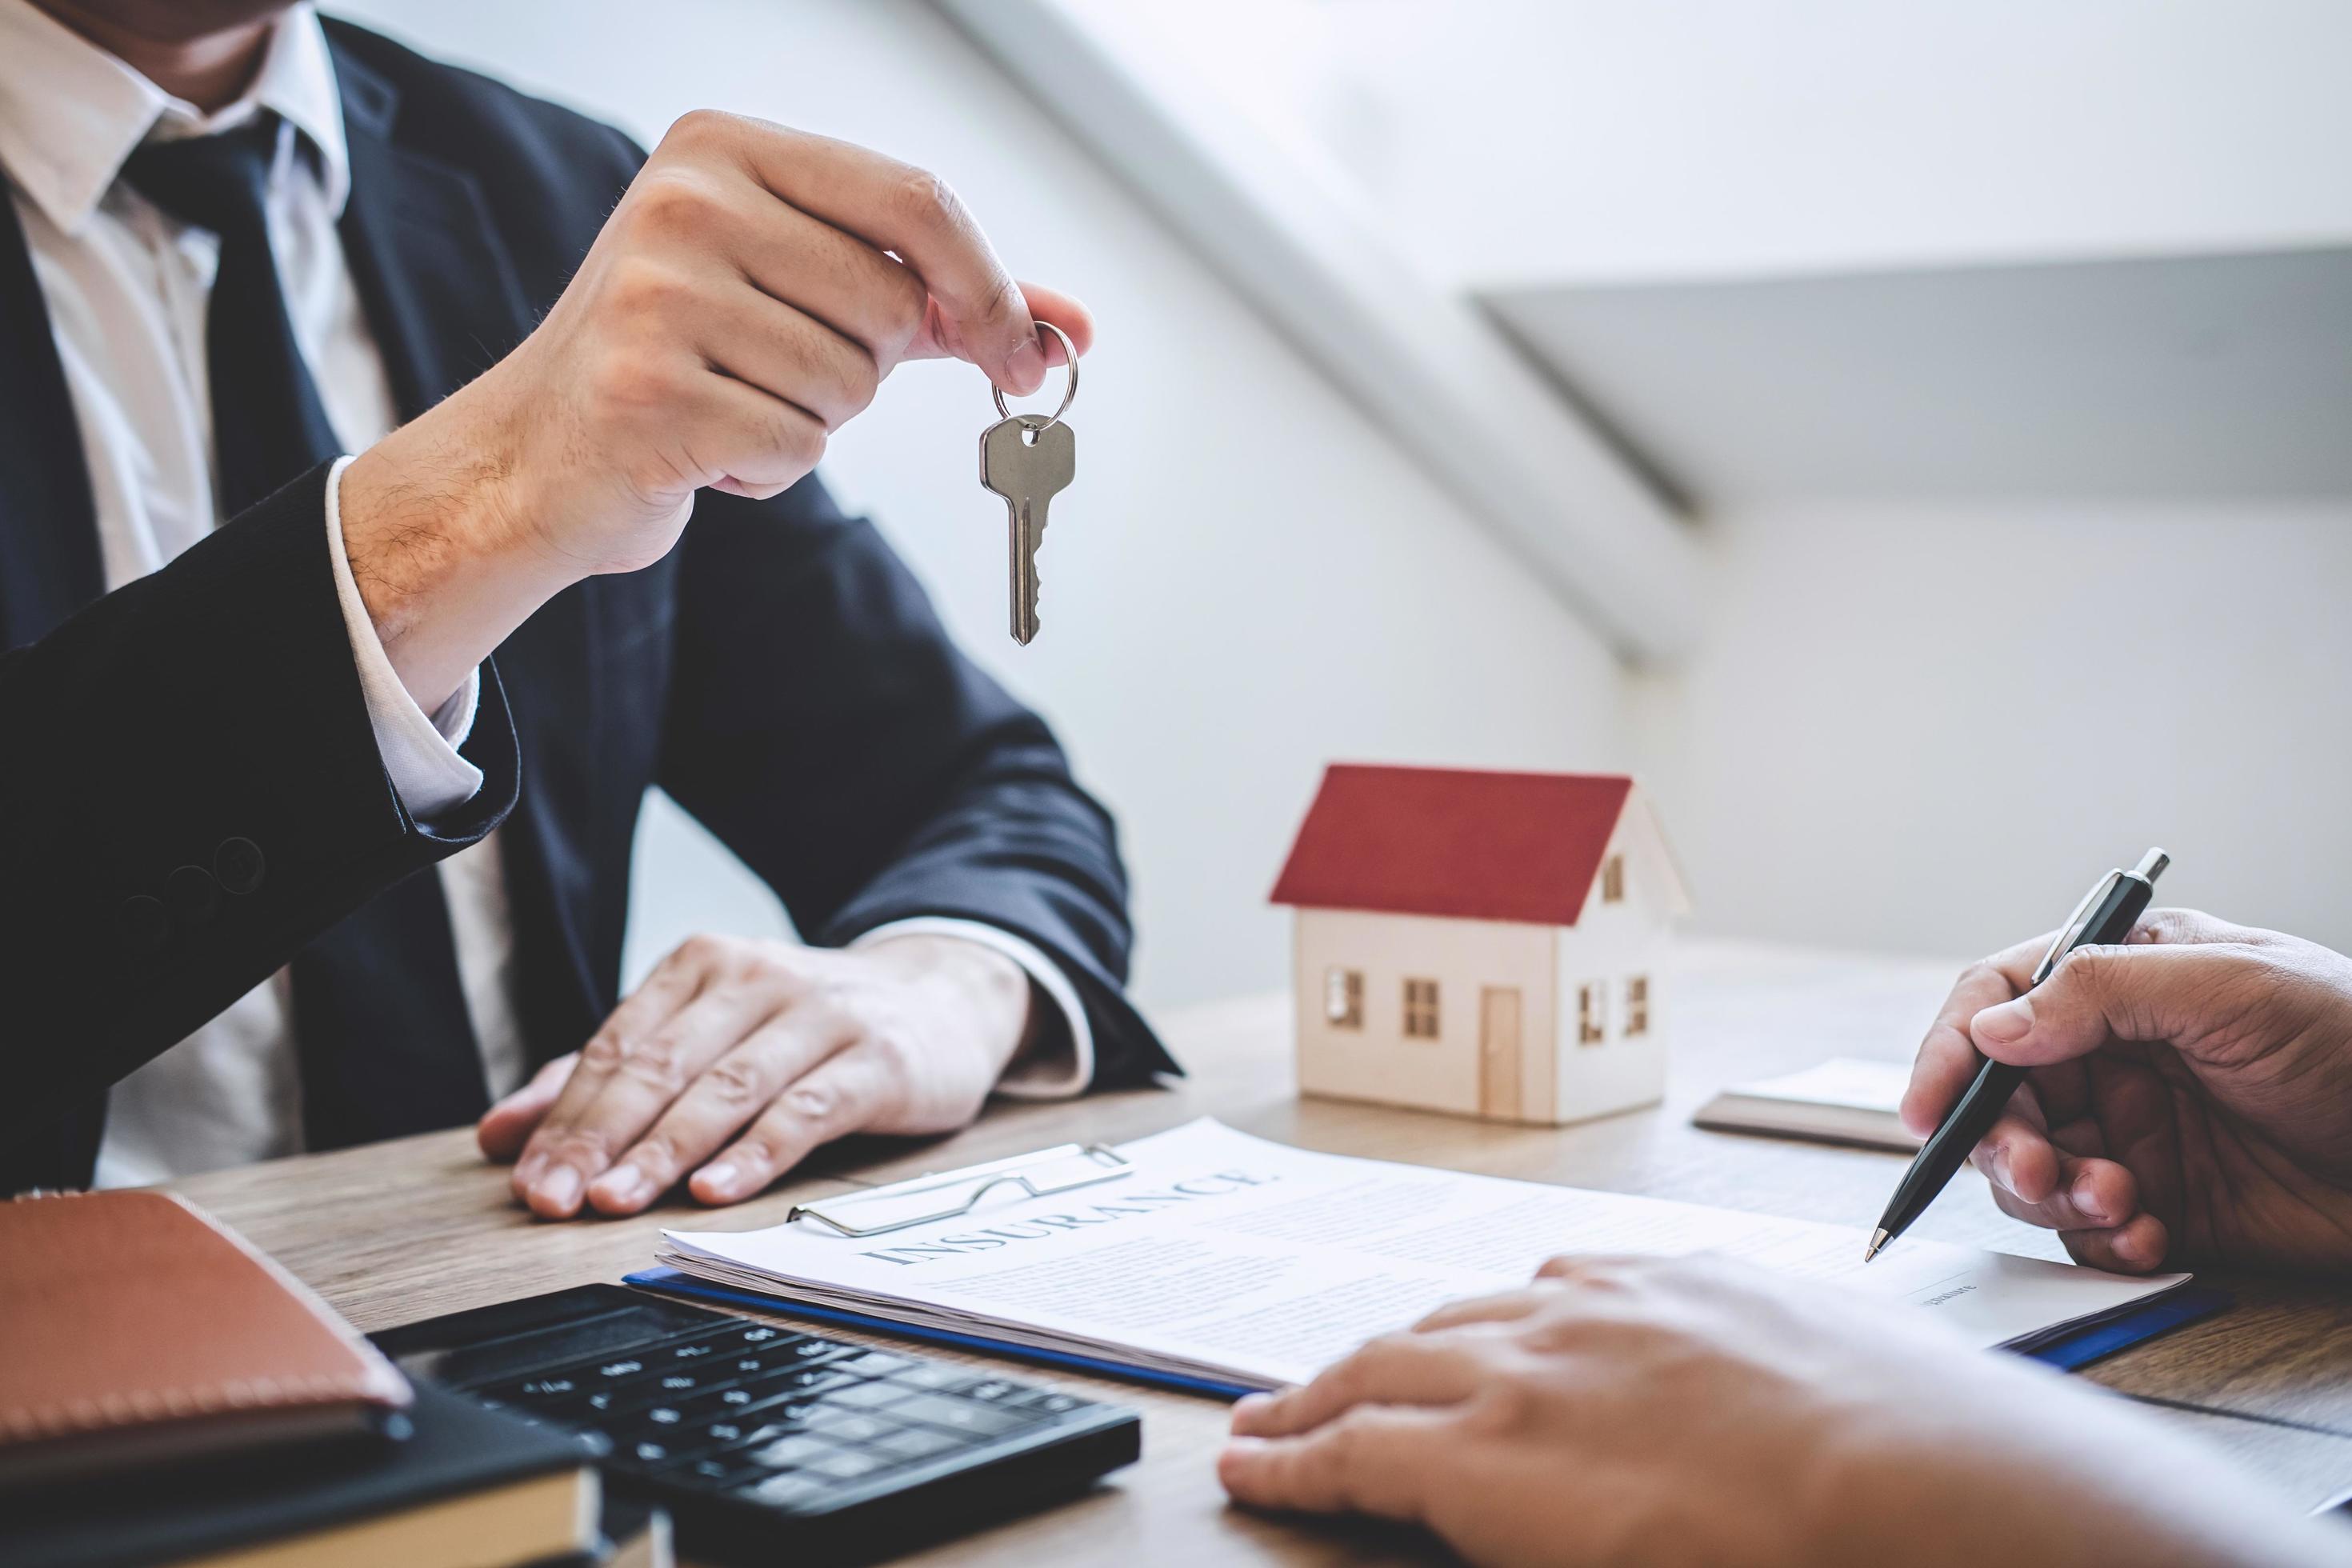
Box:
338 383 574 714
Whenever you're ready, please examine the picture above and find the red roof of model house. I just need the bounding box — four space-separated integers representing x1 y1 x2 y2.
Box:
1270 765 1653 927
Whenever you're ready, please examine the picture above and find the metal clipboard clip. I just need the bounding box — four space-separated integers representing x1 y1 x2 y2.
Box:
785 1142 1132 1238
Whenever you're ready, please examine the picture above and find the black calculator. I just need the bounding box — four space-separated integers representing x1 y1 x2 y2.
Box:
372 1284 1140 1565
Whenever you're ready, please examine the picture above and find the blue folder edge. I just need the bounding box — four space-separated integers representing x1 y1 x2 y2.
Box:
2026 1283 2231 1371
624 1266 2229 1396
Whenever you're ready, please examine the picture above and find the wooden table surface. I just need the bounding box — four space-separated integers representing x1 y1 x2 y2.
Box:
170 942 2352 1562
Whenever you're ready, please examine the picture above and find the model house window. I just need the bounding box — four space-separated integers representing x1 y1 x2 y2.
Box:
1324 967 1363 1029
1402 978 1441 1038
1601 854 1626 904
1578 982 1607 1045
1624 974 1650 1037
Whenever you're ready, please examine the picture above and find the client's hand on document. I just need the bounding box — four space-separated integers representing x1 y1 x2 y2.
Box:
477 934 1033 1218
338 110 1090 714
1220 1255 2330 1568
1902 910 2352 1275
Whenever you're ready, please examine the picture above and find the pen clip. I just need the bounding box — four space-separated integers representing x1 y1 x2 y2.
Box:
2031 869 2122 986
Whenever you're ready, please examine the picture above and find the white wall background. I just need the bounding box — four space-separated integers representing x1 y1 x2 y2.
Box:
1630 501 2352 959
326 0 1630 1008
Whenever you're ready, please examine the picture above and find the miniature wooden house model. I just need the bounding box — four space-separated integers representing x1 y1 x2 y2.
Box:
1270 765 1689 1126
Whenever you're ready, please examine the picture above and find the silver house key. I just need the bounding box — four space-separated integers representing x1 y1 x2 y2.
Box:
979 322 1078 645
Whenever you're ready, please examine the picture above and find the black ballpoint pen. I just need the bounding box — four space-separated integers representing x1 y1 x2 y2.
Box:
1863 847 2171 1262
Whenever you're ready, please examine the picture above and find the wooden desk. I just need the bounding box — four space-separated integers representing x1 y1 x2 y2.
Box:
171 942 2352 1562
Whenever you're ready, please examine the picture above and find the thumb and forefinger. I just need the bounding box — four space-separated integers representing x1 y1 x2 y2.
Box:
717 115 1091 392
1970 909 2265 1069
1901 908 2256 1135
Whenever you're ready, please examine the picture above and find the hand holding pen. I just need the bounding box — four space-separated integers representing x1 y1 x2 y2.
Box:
1867 850 2172 1262
1892 877 2352 1276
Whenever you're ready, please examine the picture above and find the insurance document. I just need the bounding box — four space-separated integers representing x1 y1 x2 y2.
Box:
658 1118 2188 1390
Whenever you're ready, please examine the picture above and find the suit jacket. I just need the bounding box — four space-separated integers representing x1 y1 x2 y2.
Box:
0 18 1174 1194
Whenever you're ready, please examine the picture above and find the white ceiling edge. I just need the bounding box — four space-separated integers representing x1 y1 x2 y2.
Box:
1461 229 2352 297
926 0 1703 667
1485 244 2352 504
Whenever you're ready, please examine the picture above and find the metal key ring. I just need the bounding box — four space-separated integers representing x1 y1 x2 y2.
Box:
991 319 1079 431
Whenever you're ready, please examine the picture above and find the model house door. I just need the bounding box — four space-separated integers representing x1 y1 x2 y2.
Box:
1479 986 1522 1119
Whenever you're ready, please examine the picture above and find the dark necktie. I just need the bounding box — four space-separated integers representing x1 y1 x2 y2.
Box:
122 118 494 1148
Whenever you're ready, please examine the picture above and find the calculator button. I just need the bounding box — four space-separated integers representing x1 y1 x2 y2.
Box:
891 1393 1031 1438
750 1434 839 1470
744 1473 829 1509
1008 1390 1086 1415
729 1324 800 1348
839 1351 915 1377
802 1410 894 1443
648 1386 738 1422
867 1426 963 1463
887 1364 975 1392
601 1374 710 1416
716 1370 849 1416
805 1448 888 1482
687 1456 747 1486
730 1412 822 1447
961 1378 1025 1403
824 1380 914 1411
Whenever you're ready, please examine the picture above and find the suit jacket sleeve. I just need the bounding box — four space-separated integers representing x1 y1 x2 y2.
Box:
0 460 518 1137
654 480 1178 1088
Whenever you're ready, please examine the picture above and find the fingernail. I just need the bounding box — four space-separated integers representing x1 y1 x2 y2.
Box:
2112 1230 2142 1262
1975 998 2033 1044
595 1167 649 1207
2073 1174 2107 1224
1991 1149 2014 1190
701 1161 737 1197
1009 338 1046 394
535 1166 581 1212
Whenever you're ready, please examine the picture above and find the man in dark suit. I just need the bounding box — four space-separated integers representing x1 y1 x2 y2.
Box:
0 0 1174 1210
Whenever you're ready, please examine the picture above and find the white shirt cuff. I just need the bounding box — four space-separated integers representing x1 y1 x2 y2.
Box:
850 917 1096 1098
324 454 484 822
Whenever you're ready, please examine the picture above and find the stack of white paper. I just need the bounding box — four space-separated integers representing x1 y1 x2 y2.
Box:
1694 1056 1924 1151
657 1119 2187 1391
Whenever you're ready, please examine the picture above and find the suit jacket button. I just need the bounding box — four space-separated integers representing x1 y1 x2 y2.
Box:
118 895 170 955
214 837 266 896
167 864 221 924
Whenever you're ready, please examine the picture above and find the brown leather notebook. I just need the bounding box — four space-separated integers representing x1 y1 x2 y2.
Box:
0 1189 411 1487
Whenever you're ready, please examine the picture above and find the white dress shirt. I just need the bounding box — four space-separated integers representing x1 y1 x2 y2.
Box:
0 1 1090 1186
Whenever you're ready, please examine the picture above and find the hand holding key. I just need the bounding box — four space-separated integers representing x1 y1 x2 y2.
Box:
342 109 1090 710
980 322 1079 645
